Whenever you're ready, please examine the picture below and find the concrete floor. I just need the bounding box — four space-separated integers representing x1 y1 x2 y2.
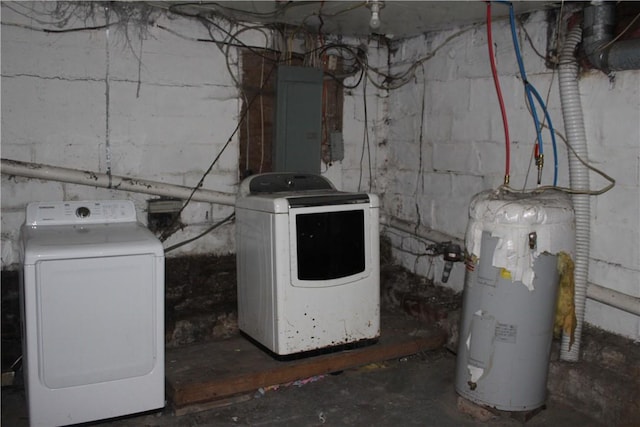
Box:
2 349 602 427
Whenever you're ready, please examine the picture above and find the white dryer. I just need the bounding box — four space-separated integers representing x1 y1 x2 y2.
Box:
20 200 165 427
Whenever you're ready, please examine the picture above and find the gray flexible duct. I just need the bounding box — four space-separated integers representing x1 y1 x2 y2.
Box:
583 2 640 72
558 26 590 362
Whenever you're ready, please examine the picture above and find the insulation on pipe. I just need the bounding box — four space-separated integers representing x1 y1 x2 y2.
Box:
558 26 590 362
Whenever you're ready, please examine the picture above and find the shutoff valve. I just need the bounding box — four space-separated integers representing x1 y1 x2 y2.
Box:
427 242 464 283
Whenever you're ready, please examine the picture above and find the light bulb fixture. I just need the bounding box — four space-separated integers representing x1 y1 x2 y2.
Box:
366 0 384 30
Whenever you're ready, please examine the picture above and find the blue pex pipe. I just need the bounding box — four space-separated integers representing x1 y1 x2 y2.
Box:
500 1 559 185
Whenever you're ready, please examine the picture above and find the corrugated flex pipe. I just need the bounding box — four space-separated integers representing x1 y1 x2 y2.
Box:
558 26 590 362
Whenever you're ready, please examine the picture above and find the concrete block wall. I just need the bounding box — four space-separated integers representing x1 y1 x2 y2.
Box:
0 4 388 265
333 39 390 196
1 3 252 266
383 11 640 339
1 4 637 339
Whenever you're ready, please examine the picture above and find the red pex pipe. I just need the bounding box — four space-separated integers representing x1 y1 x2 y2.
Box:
486 2 511 184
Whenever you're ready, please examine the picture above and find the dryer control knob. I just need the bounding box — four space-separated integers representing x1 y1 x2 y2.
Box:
76 206 91 218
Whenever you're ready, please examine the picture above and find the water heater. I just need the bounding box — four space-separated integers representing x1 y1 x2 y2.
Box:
455 189 574 411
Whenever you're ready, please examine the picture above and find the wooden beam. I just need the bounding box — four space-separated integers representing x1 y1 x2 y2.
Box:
167 313 447 409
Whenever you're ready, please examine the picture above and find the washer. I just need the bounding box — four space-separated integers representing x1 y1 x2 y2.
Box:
20 200 164 427
236 173 380 356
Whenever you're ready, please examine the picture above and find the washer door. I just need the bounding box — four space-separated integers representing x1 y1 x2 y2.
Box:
289 204 372 288
36 254 157 389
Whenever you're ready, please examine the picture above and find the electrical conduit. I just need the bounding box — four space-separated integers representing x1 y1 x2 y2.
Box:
558 26 590 362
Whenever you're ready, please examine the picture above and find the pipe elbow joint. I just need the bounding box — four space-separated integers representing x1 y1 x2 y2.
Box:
582 2 615 71
584 46 610 71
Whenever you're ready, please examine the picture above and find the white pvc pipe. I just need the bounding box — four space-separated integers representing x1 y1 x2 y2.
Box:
1 158 237 207
587 282 640 317
558 26 590 362
381 214 465 248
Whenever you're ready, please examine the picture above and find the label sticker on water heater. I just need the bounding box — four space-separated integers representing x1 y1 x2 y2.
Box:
495 322 517 344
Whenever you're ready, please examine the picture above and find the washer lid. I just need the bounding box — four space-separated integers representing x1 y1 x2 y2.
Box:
236 173 379 213
236 191 379 213
238 173 335 198
21 222 163 264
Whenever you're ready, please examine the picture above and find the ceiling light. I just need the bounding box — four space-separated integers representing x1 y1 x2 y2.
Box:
366 0 384 30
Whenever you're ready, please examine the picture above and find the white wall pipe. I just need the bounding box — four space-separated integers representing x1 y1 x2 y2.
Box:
587 282 640 317
381 214 465 248
558 26 590 362
1 158 237 207
379 215 640 317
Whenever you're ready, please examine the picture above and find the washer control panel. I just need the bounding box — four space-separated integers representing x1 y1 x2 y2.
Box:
25 200 137 226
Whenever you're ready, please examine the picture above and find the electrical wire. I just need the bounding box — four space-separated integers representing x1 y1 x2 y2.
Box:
357 76 372 192
156 23 279 58
164 212 235 253
309 1 366 19
486 2 511 185
1 20 117 33
504 125 615 196
545 126 615 195
168 3 277 61
517 15 550 63
413 63 428 228
2 2 94 27
259 56 266 173
517 2 615 196
596 11 640 53
172 1 472 93
316 44 365 89
168 1 314 19
156 9 285 244
364 25 476 91
243 91 251 174
159 61 278 242
181 21 269 176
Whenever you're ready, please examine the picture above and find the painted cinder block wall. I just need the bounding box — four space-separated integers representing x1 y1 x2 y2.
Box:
1 5 638 339
1 4 250 263
0 3 388 262
0 2 389 358
383 11 639 339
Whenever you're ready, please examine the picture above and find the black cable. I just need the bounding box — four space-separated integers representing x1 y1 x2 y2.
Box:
194 36 282 54
198 16 279 61
168 1 311 19
357 76 372 192
159 59 278 241
324 66 364 89
164 213 235 253
1 21 117 33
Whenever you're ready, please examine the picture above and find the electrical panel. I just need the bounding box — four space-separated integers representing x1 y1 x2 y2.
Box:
273 65 323 174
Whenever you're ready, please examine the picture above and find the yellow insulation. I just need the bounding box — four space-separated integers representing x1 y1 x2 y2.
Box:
554 252 576 349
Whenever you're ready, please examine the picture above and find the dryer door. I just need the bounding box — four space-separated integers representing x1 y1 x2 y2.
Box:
35 254 158 389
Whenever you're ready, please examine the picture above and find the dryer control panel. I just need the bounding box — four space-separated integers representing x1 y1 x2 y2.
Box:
25 200 137 226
